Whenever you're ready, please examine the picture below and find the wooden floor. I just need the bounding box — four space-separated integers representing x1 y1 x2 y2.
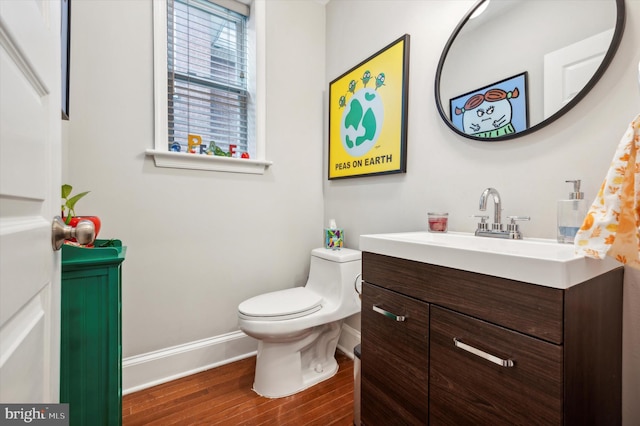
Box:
122 351 355 425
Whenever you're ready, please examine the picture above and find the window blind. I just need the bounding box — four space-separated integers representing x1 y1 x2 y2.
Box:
167 0 249 155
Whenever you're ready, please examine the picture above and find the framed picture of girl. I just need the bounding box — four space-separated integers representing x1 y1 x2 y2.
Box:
449 72 529 139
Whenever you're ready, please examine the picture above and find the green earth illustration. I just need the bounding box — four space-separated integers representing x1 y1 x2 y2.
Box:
339 88 384 157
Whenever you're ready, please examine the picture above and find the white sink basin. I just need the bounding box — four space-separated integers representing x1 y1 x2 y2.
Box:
359 231 621 289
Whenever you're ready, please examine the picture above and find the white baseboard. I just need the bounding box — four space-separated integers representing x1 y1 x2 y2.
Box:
122 331 257 395
122 323 361 395
337 322 361 359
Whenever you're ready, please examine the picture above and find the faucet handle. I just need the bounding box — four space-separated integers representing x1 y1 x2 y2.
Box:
506 215 530 222
506 216 530 232
471 215 489 231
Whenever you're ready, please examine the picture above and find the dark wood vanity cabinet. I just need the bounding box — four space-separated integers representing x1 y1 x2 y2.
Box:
430 306 563 425
361 283 429 425
360 252 623 426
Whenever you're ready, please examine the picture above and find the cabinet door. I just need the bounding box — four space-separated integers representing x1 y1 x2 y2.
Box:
361 283 429 425
430 306 562 425
61 265 122 426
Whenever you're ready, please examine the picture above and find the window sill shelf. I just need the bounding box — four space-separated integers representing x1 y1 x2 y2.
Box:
145 149 272 174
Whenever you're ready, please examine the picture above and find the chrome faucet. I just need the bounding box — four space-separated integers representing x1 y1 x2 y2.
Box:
479 187 502 231
475 187 530 239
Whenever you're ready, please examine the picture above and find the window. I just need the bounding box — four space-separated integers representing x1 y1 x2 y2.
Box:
149 0 270 174
169 0 247 154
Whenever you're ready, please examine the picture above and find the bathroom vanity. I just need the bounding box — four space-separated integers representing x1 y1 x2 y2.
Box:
359 232 623 425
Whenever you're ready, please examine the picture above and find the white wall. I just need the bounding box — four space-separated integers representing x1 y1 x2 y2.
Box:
65 0 326 362
325 1 639 424
325 0 640 240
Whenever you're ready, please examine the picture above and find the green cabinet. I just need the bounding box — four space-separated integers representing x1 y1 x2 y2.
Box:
60 240 126 426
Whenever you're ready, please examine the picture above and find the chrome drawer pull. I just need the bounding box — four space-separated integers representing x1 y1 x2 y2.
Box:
372 305 406 322
453 338 514 367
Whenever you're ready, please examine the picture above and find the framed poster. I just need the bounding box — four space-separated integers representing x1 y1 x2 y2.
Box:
328 34 410 179
449 72 529 139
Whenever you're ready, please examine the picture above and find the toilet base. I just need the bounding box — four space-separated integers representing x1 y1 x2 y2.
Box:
252 321 343 398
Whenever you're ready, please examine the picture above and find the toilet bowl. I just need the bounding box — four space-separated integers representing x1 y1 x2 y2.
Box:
238 247 361 398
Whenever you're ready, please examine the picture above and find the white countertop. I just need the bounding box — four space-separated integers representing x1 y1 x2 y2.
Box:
359 231 621 289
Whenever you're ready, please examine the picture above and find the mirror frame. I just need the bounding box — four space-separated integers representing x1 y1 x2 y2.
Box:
435 0 626 142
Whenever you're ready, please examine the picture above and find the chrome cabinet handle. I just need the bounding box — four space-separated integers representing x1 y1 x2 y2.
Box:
453 338 514 367
372 305 406 322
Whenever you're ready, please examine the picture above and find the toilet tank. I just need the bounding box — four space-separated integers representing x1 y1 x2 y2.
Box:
305 248 361 309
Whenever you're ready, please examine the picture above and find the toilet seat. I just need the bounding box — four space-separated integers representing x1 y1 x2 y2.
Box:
238 287 323 321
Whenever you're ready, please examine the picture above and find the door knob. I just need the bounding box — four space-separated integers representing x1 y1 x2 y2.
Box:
52 216 95 251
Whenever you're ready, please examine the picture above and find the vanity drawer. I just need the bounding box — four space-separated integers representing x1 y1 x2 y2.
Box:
429 306 563 425
363 252 564 343
361 283 429 425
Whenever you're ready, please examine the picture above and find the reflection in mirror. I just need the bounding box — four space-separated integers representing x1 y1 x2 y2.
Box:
435 0 625 141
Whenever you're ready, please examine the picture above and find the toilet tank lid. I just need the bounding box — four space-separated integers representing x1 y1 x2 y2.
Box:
311 247 361 262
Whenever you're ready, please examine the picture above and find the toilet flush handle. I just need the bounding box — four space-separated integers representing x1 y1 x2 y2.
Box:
354 273 363 298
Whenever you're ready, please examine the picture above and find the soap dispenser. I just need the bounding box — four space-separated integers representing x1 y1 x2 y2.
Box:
557 180 588 244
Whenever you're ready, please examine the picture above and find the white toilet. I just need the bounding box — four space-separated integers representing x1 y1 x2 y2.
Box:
238 247 362 398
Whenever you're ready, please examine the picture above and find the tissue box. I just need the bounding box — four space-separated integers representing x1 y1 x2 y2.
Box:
324 228 344 250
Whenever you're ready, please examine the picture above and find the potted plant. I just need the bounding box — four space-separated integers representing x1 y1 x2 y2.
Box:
61 184 101 240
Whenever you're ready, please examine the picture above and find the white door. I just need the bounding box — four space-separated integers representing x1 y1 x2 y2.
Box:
0 0 62 402
543 29 614 119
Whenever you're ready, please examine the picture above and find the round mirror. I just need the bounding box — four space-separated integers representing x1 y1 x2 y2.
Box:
435 0 625 141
